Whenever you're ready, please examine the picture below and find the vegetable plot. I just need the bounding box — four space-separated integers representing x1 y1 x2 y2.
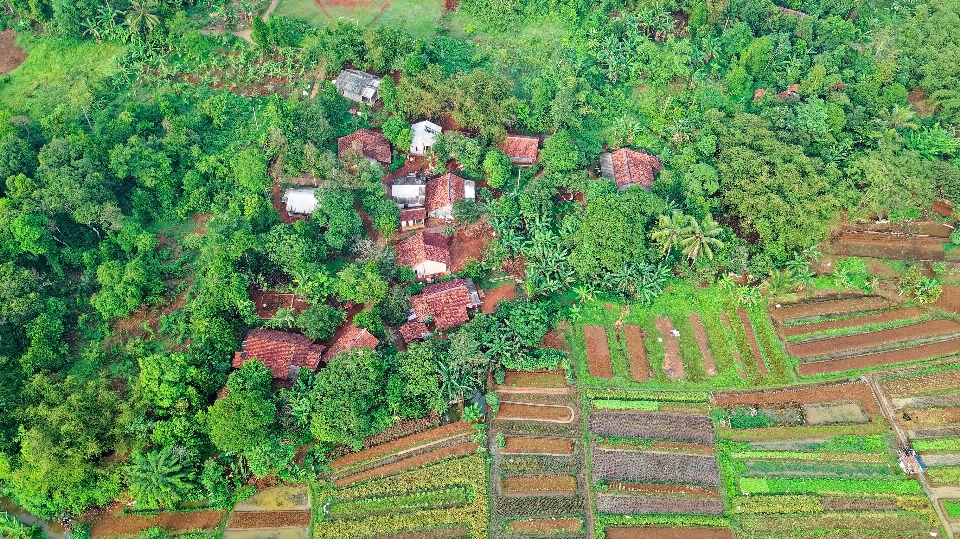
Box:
589 411 715 444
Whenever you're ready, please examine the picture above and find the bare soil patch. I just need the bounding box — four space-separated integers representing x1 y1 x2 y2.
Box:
227 511 310 529
654 317 684 379
249 289 309 320
689 314 717 376
624 325 650 381
450 220 493 273
90 510 224 538
779 307 925 337
737 308 768 375
932 199 954 218
331 421 472 470
497 402 574 423
367 528 469 539
935 285 960 313
334 442 478 487
584 325 613 379
0 30 26 74
502 436 574 455
501 370 568 389
803 401 870 424
605 527 733 539
771 296 890 323
605 482 721 498
883 368 960 398
798 337 960 376
506 518 582 534
481 284 515 314
788 319 960 358
832 230 946 260
541 329 570 351
501 475 577 495
713 381 882 415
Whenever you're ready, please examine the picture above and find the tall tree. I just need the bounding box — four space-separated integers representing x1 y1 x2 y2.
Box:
126 446 195 509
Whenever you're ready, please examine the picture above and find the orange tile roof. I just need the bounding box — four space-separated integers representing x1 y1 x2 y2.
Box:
232 328 325 379
501 135 540 162
607 148 663 189
396 231 451 268
425 173 467 212
400 207 427 222
399 319 430 343
322 326 379 361
338 129 392 164
410 278 473 331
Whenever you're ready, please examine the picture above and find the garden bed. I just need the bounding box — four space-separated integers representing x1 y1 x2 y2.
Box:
603 483 720 498
584 325 613 379
739 511 932 534
771 296 891 323
335 442 479 487
688 314 717 376
500 370 568 390
366 527 470 539
595 494 725 515
798 337 960 376
227 511 310 529
787 319 960 359
712 381 882 415
882 367 960 398
500 475 577 495
497 402 574 423
778 307 925 337
589 411 715 444
654 317 684 379
90 510 225 539
624 325 650 381
592 448 721 486
501 436 574 455
505 517 582 534
331 421 473 470
737 308 768 375
604 526 733 539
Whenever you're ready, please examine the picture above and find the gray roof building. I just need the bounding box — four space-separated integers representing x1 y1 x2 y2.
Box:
334 69 381 105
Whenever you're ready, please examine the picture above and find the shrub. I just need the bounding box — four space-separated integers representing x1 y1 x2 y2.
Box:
732 495 822 514
728 409 778 429
452 198 483 224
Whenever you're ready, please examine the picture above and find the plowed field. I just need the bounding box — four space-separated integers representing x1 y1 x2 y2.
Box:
624 325 649 381
771 296 890 322
787 319 960 358
798 337 960 376
497 402 574 422
502 436 574 455
335 442 478 487
589 411 715 444
584 325 613 379
832 231 946 260
779 307 925 337
655 317 684 379
712 381 881 414
227 511 310 529
331 421 473 470
605 527 733 539
689 314 717 376
883 368 960 398
90 510 224 538
595 494 725 515
501 475 577 495
506 518 582 534
592 449 721 486
501 370 568 389
738 308 767 375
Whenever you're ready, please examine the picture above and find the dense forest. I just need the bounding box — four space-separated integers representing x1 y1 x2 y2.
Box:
1 0 960 523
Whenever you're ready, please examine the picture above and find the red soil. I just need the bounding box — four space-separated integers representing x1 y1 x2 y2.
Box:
654 317 684 380
227 511 310 529
778 307 925 337
496 402 574 422
787 319 960 358
624 325 650 381
934 285 960 313
605 482 721 498
335 442 478 487
771 296 890 323
541 329 570 351
506 518 582 534
798 336 960 376
0 30 26 74
249 289 309 320
689 314 717 376
712 380 881 415
832 230 946 260
584 325 613 379
90 510 224 539
481 283 516 314
450 220 493 273
502 436 574 455
932 199 954 218
605 527 734 539
501 370 568 389
737 308 768 375
501 475 577 495
330 421 473 470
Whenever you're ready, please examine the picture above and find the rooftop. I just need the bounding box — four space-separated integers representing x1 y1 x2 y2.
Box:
334 69 381 97
410 278 480 331
233 328 325 380
398 319 431 343
599 148 663 190
501 135 540 161
338 129 392 164
322 326 379 361
396 231 451 267
425 173 474 211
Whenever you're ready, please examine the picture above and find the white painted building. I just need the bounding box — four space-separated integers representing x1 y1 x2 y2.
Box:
410 120 442 156
283 188 318 215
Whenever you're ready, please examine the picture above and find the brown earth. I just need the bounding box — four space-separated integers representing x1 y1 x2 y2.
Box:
335 441 478 487
450 220 493 273
496 402 574 422
787 319 960 358
832 230 946 260
0 30 27 74
712 381 882 415
771 296 891 323
502 436 574 455
90 510 224 538
506 518 582 534
932 199 954 218
909 89 937 119
737 308 768 375
882 368 960 398
778 307 925 337
934 285 960 314
249 289 309 320
500 370 569 391
331 421 472 470
368 527 470 539
501 475 577 495
654 317 684 379
227 511 310 529
541 329 570 351
624 325 650 381
689 314 717 376
584 325 613 379
605 526 734 539
648 440 717 455
896 407 960 429
605 482 721 498
480 283 515 314
798 336 960 376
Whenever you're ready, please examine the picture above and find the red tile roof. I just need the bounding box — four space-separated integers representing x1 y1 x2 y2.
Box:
400 207 427 222
753 88 767 101
338 129 391 164
411 278 473 331
399 319 430 343
608 148 663 189
501 135 540 163
396 231 451 268
777 83 801 100
322 326 379 361
232 328 325 379
425 173 467 212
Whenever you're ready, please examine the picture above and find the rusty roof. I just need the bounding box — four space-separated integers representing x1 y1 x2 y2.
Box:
425 173 468 211
399 319 431 343
322 326 379 361
338 129 392 164
410 278 473 331
501 135 540 161
232 328 325 379
396 231 451 267
599 148 663 189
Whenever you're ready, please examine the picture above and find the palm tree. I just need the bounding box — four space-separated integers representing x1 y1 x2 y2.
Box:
874 105 918 141
650 210 687 257
126 446 195 509
126 0 160 39
679 215 724 265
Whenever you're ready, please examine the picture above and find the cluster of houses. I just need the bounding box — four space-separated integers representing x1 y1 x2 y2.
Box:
234 68 664 387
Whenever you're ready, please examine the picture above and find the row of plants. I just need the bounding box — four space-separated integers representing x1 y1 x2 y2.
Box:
880 363 960 397
580 388 710 402
594 514 729 538
326 485 472 518
744 303 795 383
591 399 660 411
731 494 822 514
738 511 934 535
741 460 895 478
784 314 933 344
729 450 888 463
738 477 925 495
912 436 960 452
926 466 960 486
719 419 889 441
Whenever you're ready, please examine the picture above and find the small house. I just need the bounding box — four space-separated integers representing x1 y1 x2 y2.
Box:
425 172 475 220
410 120 442 156
233 328 326 382
283 188 318 216
398 319 431 343
501 135 540 166
409 278 481 332
338 129 392 165
334 69 381 105
399 207 426 229
396 231 450 279
599 148 663 191
391 173 427 207
322 326 379 361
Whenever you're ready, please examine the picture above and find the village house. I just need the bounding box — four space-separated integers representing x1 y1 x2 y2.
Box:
410 120 442 156
501 134 540 166
282 188 318 216
425 172 475 220
322 326 379 362
399 207 426 230
406 278 482 336
398 319 430 344
233 328 325 382
391 173 427 207
599 148 663 191
338 129 392 165
333 69 381 105
396 231 451 279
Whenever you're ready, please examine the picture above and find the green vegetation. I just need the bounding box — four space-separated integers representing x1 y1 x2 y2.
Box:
327 486 472 518
944 500 960 519
739 477 924 496
592 399 660 411
912 437 960 452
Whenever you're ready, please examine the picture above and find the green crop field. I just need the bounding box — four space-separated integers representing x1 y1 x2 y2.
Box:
273 0 443 37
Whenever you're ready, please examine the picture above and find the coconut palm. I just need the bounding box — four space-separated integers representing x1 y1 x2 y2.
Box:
650 210 687 257
126 0 160 39
679 215 724 265
126 446 195 509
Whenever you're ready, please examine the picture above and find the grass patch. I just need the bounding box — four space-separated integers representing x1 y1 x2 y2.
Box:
912 437 960 452
945 500 960 519
592 399 660 411
738 477 923 495
275 0 443 37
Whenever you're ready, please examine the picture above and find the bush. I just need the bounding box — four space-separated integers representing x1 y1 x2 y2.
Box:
452 199 483 224
728 409 778 429
297 304 346 341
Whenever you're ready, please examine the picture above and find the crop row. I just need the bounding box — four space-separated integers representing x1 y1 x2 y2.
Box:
595 494 724 515
592 399 660 411
739 511 934 535
327 486 471 518
492 495 585 517
881 364 960 398
731 494 822 514
738 477 924 495
588 411 715 444
911 436 960 452
730 450 887 463
581 387 710 402
749 434 888 452
596 514 730 539
330 421 474 471
592 448 720 486
927 466 960 486
741 460 894 478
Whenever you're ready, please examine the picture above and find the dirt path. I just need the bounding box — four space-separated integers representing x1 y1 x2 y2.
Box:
654 317 683 379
